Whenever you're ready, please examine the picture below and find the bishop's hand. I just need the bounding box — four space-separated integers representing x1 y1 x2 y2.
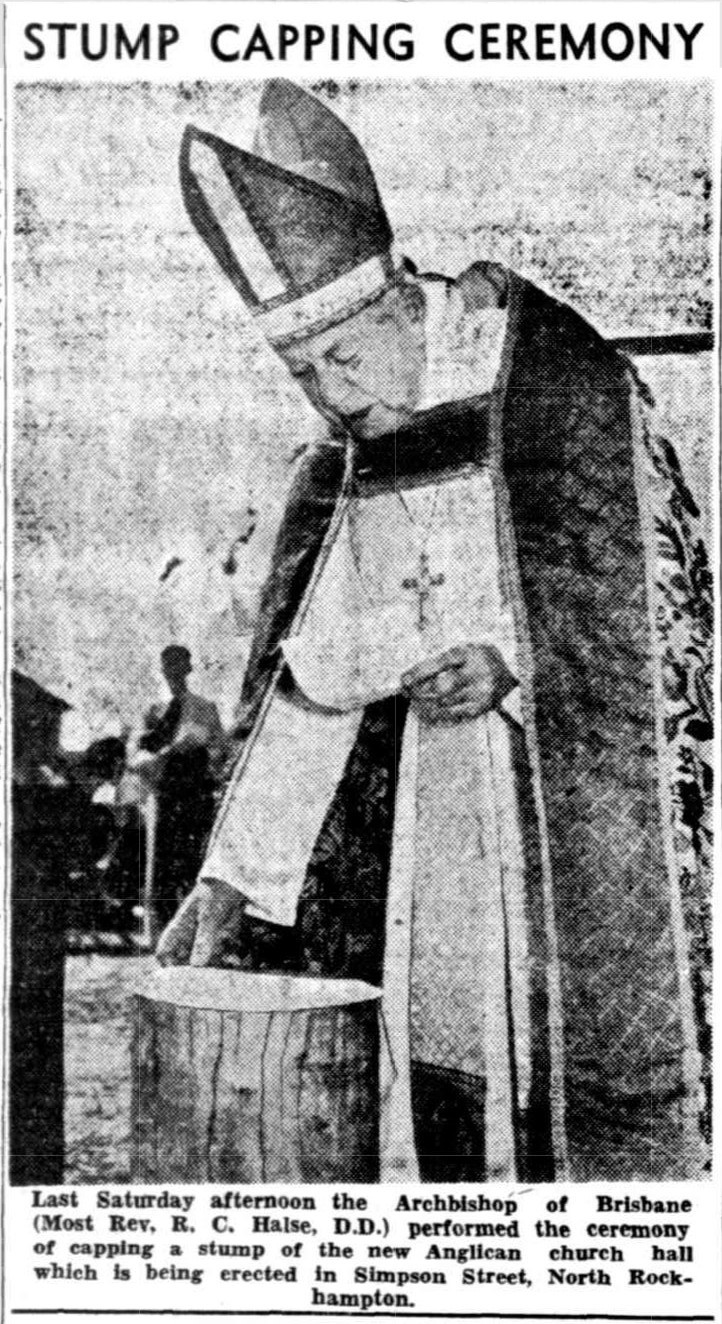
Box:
401 643 516 724
156 878 247 967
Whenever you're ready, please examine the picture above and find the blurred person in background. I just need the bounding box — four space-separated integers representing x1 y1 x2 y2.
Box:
127 645 226 931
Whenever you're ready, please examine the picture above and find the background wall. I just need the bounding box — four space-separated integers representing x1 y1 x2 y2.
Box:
12 79 714 736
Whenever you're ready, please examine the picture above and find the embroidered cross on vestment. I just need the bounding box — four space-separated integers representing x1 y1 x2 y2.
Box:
402 550 445 632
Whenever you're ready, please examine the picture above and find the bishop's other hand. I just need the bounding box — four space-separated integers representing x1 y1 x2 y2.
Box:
155 878 247 967
401 643 516 724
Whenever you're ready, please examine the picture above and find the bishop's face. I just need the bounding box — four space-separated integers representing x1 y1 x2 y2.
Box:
276 288 427 440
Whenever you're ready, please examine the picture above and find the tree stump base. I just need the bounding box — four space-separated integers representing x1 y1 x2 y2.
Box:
131 969 381 1183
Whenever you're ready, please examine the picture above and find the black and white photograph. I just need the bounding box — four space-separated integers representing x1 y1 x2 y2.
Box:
8 47 714 1209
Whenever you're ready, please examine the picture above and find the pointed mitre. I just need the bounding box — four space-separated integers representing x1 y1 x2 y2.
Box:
180 80 397 346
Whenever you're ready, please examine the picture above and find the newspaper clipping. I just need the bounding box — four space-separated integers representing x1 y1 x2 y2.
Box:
4 2 720 1321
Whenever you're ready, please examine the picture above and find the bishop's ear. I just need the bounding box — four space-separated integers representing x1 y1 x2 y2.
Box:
457 261 508 312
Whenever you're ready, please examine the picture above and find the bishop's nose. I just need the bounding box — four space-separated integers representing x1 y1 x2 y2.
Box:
314 360 366 413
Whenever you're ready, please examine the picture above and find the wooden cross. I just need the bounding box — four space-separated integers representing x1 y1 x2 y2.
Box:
402 550 445 632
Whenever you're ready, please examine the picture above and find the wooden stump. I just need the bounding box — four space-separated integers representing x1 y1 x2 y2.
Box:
131 969 381 1183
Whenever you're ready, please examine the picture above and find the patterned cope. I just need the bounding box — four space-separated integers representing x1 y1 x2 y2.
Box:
639 384 713 1139
223 267 712 1181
